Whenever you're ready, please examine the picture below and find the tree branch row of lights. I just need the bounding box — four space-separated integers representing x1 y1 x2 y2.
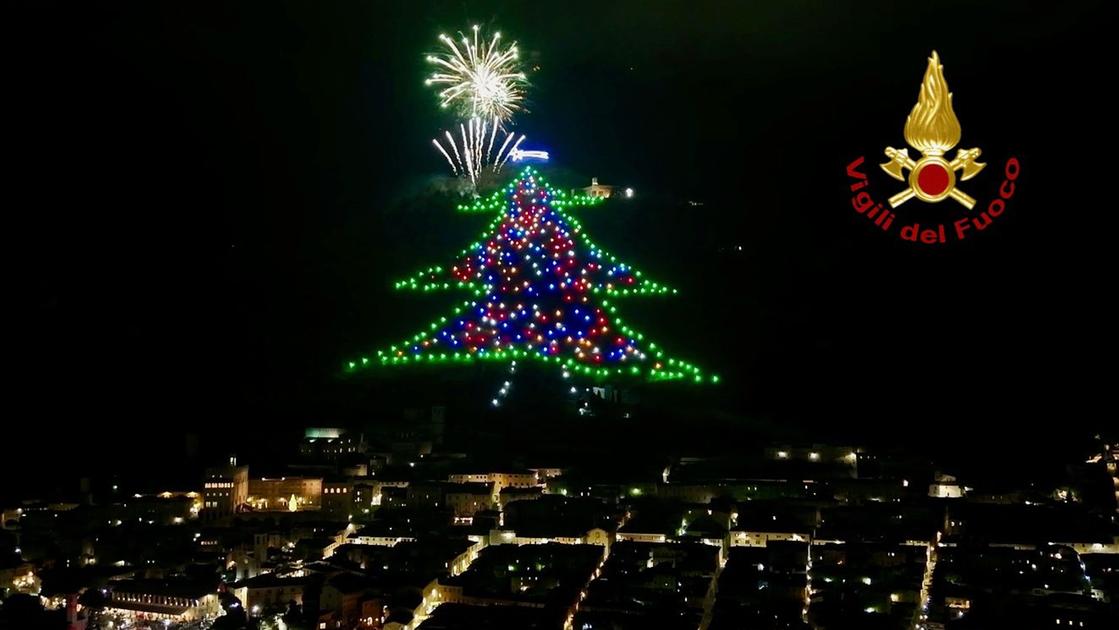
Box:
349 167 715 384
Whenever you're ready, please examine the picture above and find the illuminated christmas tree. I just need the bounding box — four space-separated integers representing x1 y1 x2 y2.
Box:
347 166 712 383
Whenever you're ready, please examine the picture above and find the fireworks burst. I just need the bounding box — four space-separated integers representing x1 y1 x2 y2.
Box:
432 117 525 188
425 25 527 122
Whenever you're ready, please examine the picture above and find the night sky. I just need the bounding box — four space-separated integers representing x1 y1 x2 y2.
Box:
8 1 1112 490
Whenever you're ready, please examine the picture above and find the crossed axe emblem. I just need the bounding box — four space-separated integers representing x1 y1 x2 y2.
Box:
880 147 985 210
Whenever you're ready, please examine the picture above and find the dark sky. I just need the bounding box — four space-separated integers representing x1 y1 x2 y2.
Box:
7 1 1113 482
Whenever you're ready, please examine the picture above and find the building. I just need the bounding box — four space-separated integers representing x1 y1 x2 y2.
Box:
300 427 365 462
432 543 606 623
247 476 323 511
929 472 966 499
347 533 417 547
582 177 614 199
353 482 383 513
1 508 20 530
576 541 719 628
447 470 539 495
320 573 382 629
530 467 564 481
323 479 354 516
231 573 315 615
105 580 220 623
203 458 249 517
92 493 198 527
445 484 496 519
490 526 612 548
0 559 39 595
498 486 543 511
766 445 859 468
714 544 811 629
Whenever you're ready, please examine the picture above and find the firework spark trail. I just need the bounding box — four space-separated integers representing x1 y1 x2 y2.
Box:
432 139 457 174
432 117 521 187
477 119 487 173
444 130 464 172
493 132 516 172
471 119 480 177
425 25 527 123
475 120 483 178
486 119 498 165
459 122 474 185
476 119 485 177
466 120 474 174
498 134 526 169
480 120 487 170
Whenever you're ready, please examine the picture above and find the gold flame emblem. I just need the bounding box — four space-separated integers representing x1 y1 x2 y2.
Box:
881 51 985 209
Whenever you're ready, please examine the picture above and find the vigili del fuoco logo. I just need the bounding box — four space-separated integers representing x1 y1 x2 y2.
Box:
846 51 1020 245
